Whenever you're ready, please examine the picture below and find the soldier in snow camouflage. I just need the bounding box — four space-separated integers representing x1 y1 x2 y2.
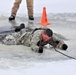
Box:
0 25 68 53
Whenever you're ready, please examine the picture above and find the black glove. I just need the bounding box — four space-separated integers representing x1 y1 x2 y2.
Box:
15 23 25 32
38 46 43 53
62 44 68 50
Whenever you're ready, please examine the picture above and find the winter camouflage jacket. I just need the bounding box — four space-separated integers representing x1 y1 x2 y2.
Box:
1 28 66 52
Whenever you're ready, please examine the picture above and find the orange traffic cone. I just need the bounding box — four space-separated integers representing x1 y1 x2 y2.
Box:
38 7 51 26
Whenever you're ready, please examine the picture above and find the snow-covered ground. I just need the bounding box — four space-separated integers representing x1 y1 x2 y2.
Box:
0 0 76 75
0 60 76 75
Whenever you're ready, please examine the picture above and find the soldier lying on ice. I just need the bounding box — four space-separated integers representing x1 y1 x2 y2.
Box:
0 24 68 53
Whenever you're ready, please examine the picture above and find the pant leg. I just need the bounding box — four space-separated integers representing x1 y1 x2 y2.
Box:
11 0 22 16
2 35 17 45
26 0 34 16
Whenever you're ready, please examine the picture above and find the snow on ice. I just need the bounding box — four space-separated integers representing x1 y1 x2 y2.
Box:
0 0 76 75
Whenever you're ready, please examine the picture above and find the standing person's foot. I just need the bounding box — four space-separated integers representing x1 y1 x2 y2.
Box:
29 16 34 20
8 15 15 21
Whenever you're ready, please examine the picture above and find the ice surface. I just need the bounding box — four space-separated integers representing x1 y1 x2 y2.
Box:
0 14 76 68
0 0 76 75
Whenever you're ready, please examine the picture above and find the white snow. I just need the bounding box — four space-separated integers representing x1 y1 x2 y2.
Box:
0 60 76 75
0 0 76 75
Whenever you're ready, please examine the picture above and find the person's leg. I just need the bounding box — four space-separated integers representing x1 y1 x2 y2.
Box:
26 0 34 20
9 0 22 21
2 35 17 45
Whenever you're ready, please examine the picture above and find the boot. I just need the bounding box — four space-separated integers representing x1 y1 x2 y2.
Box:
29 16 34 20
15 23 25 32
8 15 15 21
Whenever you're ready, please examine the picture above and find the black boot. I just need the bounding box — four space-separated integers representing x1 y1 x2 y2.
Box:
9 15 15 21
29 16 34 20
15 23 25 32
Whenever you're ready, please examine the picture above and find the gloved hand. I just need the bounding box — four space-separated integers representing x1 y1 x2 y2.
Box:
62 44 68 50
15 23 25 32
38 46 43 53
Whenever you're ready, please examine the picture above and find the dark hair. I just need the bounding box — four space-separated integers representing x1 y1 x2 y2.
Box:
45 28 53 37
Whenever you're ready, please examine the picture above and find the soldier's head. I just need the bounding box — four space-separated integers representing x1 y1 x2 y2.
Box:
42 28 53 42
